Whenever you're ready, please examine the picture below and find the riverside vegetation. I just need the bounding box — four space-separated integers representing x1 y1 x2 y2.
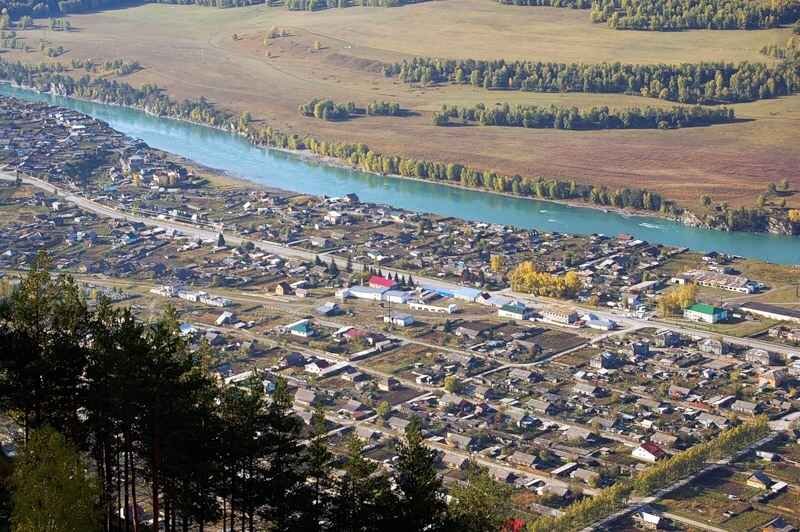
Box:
1 57 797 235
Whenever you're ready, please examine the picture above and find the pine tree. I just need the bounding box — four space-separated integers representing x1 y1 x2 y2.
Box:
394 417 448 531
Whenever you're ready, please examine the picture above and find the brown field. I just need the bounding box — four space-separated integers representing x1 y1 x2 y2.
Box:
4 0 800 209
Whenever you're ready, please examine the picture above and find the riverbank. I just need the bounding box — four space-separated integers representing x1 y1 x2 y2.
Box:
3 83 799 264
2 75 796 237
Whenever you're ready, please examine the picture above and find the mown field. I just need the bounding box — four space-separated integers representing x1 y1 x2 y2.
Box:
3 0 799 209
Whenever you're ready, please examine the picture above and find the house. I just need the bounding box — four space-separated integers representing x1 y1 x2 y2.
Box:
384 313 415 327
346 286 387 301
275 281 293 296
655 329 682 348
746 348 779 367
760 368 788 388
355 425 380 442
551 462 579 477
388 416 411 432
315 302 341 317
446 432 476 451
294 388 318 408
215 311 234 326
632 442 667 463
508 451 538 468
762 516 796 532
634 506 666 530
684 303 728 324
282 352 306 368
369 275 397 290
651 432 679 449
288 319 316 338
378 376 401 392
699 338 728 355
528 398 560 416
731 399 762 416
747 471 774 490
541 309 579 325
498 302 532 321
339 399 371 420
442 452 469 470
570 468 600 485
573 383 602 397
590 352 621 370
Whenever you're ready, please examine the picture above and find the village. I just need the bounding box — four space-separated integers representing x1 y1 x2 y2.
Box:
3 95 800 530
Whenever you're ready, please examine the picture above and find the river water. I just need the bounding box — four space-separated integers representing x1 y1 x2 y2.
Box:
3 84 798 265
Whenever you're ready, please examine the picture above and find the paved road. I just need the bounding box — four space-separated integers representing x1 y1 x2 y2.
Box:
7 171 799 358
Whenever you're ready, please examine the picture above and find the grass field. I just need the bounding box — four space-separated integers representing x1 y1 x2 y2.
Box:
3 0 799 210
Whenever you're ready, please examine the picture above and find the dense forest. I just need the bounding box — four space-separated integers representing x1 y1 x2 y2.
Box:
433 103 735 129
0 253 524 532
589 0 800 31
384 57 799 104
496 0 800 31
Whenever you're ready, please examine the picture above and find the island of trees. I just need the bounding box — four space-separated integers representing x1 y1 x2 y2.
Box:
433 103 735 130
298 98 405 121
385 58 799 104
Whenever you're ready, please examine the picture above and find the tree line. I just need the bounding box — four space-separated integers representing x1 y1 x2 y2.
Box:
497 0 591 8
0 0 266 19
526 417 770 532
285 0 429 11
494 0 800 31
384 57 798 104
0 253 520 532
434 102 735 130
589 0 800 31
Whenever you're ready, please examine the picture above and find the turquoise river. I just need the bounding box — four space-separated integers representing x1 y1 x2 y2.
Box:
2 84 799 265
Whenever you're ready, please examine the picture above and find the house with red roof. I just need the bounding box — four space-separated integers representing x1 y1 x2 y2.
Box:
369 275 397 289
632 442 667 463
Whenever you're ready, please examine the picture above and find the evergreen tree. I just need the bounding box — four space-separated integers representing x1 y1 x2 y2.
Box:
393 417 448 531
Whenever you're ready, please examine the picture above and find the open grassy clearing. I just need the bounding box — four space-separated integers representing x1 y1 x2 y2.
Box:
3 0 799 210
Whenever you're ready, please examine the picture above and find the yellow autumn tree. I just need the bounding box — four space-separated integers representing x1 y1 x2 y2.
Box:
657 283 697 317
788 209 800 223
490 255 505 273
509 261 582 299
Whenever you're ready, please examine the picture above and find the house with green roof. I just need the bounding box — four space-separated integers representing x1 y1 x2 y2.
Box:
684 303 729 324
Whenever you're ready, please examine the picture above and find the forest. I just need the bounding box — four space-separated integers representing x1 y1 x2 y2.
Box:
589 0 800 31
0 253 523 532
433 103 735 130
384 57 799 104
496 0 800 31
